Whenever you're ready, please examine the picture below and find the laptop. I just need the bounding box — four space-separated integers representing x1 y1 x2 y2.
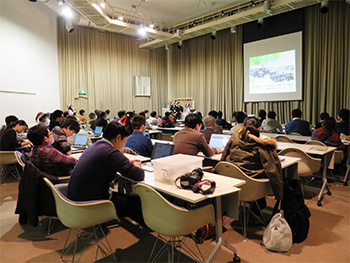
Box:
92 126 103 137
142 143 175 171
209 134 231 150
71 134 88 153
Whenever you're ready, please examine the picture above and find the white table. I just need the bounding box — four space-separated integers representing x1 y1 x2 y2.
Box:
261 133 311 143
276 142 336 206
118 171 245 263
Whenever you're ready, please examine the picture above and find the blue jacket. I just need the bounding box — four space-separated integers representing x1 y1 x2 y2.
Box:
68 139 144 201
124 131 153 157
285 119 311 136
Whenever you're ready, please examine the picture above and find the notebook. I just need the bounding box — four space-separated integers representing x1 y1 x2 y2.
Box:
92 126 103 136
142 143 175 172
209 134 230 150
71 134 88 153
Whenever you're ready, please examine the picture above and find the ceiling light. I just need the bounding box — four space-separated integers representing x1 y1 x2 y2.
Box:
62 7 73 18
100 1 105 8
257 18 264 28
65 19 74 33
231 25 237 33
176 29 182 38
210 31 216 40
118 15 124 21
149 24 154 29
57 0 64 6
320 0 328 14
139 25 146 36
264 0 271 12
177 41 182 49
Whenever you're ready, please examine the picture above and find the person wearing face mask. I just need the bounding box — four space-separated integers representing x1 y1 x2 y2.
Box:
27 124 77 177
51 117 80 155
0 120 32 151
35 112 49 126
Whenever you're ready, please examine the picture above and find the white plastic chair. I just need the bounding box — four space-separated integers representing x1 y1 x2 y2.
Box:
134 183 215 263
305 140 327 147
275 135 295 143
213 161 273 239
43 178 119 262
0 151 21 183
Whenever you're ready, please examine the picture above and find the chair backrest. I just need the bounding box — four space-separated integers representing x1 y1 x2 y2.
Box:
278 147 321 177
122 147 138 155
15 151 26 168
213 161 273 202
305 140 327 147
0 151 17 165
290 132 302 136
134 184 215 237
334 150 344 164
275 136 294 143
43 178 119 229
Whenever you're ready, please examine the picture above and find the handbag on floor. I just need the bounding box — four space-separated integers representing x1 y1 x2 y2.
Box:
262 212 292 252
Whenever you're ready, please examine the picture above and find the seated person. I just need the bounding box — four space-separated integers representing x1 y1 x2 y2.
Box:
201 115 222 144
78 109 86 124
0 120 32 151
87 112 96 130
35 112 49 126
216 111 232 129
160 112 174 127
27 124 77 177
315 112 330 130
49 110 64 131
258 109 267 126
115 110 126 121
221 117 283 201
285 108 311 136
95 111 108 131
52 118 80 155
147 111 160 126
312 117 344 150
335 109 350 135
173 113 222 157
208 110 223 133
0 115 18 138
68 121 145 224
261 111 283 133
124 115 153 157
229 111 246 134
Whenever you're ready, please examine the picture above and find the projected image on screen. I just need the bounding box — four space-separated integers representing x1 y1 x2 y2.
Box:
249 50 296 94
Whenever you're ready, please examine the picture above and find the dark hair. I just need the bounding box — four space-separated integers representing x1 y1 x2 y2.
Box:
268 111 277 119
232 111 237 118
126 111 134 119
163 111 171 120
118 110 126 118
208 110 218 119
99 111 106 118
338 109 350 122
79 109 85 115
185 113 202 129
239 117 260 141
150 111 157 118
319 112 330 121
63 111 69 118
217 111 223 119
61 118 80 133
236 111 247 123
94 109 100 115
103 121 130 141
52 110 63 121
15 120 28 127
319 117 336 141
258 109 267 119
197 112 202 119
89 112 95 119
138 111 146 117
5 115 18 125
292 108 302 118
106 109 110 115
144 110 149 114
27 124 49 146
132 115 146 130
39 113 48 122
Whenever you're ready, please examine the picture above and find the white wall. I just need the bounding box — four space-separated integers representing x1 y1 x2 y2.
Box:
0 0 61 127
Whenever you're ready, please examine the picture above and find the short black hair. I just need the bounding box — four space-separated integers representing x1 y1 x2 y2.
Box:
63 111 69 118
79 109 85 115
258 109 267 119
236 111 246 123
61 118 80 133
208 110 218 119
138 111 146 117
106 109 110 115
52 110 63 121
292 108 302 118
144 110 149 114
89 112 95 119
39 113 48 122
268 111 277 119
185 113 202 129
99 111 106 118
15 120 28 127
150 111 157 118
118 110 126 118
132 115 146 130
217 111 223 119
338 109 350 122
320 112 330 121
27 124 49 146
103 121 130 141
5 115 18 125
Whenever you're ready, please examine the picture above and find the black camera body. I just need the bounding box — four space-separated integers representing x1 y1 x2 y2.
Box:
175 168 216 195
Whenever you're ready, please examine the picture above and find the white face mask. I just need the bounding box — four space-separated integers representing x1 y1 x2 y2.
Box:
45 118 50 126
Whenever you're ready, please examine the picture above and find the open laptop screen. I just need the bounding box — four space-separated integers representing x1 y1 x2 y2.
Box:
73 134 88 146
94 126 103 135
209 134 231 150
151 143 175 160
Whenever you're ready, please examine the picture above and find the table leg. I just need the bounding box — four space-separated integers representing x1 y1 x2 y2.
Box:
317 152 332 206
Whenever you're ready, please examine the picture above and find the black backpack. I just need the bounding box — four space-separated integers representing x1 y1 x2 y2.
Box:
281 179 311 243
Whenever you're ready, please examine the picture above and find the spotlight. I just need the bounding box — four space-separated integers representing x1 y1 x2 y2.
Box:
177 41 182 49
176 29 182 39
57 0 64 5
210 31 216 40
62 7 73 18
118 14 124 21
257 18 263 28
320 0 328 14
264 0 271 12
230 25 237 33
65 19 74 33
139 25 146 36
